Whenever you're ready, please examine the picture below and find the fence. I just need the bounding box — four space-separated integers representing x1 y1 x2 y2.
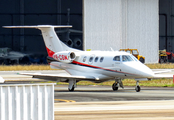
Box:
0 83 55 120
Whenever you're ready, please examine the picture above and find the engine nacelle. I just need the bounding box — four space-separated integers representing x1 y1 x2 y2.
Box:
53 51 76 63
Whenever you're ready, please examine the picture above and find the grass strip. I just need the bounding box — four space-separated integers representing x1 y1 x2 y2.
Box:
0 63 174 71
0 65 54 71
146 63 174 69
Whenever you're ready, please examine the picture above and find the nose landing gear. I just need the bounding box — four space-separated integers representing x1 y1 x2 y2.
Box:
112 82 119 91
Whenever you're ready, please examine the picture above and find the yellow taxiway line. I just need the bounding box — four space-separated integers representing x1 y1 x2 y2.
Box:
54 99 76 103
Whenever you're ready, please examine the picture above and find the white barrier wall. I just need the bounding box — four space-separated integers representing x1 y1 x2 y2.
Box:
83 0 159 63
83 0 122 52
0 83 54 120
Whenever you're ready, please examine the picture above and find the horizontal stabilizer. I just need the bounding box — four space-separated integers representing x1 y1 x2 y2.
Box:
3 25 72 29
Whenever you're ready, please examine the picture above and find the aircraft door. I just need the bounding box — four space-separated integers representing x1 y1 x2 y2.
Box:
113 56 121 71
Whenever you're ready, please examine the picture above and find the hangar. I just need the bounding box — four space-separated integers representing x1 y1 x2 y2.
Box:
0 0 173 63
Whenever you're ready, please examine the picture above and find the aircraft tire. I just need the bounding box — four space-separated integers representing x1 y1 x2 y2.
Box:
135 86 141 92
112 83 118 91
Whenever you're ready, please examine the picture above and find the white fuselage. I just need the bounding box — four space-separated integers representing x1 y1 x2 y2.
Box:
50 51 154 82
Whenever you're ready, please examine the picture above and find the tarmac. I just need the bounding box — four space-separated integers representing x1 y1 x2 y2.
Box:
54 100 174 120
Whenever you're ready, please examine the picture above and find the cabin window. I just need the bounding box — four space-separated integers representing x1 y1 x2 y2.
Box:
122 55 133 62
89 57 94 62
113 56 120 61
100 57 104 62
94 57 99 62
83 56 87 62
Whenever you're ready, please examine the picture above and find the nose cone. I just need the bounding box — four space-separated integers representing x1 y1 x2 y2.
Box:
140 66 154 78
136 63 154 78
125 62 154 78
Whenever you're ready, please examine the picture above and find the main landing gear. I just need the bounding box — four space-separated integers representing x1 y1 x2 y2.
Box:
68 79 76 91
112 83 118 91
112 79 124 91
112 79 141 92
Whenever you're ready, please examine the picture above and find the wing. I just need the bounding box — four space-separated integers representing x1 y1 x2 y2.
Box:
152 74 173 79
152 69 173 79
19 73 96 82
153 70 172 74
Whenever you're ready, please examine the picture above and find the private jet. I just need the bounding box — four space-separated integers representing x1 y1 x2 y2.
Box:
3 25 173 92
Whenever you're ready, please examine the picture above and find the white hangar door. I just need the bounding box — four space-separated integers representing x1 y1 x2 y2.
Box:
83 0 159 63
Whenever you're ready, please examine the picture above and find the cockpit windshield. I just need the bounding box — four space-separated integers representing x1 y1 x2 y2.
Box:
131 55 139 61
122 55 134 62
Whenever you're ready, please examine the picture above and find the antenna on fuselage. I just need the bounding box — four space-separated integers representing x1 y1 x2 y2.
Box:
110 47 114 51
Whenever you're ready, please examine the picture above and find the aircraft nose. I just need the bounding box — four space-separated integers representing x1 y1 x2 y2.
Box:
141 68 154 78
138 64 154 78
124 62 154 78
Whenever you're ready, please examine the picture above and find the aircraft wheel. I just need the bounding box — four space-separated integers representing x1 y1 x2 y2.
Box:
112 83 118 91
135 85 141 92
68 85 75 91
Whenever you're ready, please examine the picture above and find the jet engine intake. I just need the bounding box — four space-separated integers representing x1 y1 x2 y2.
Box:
53 51 76 63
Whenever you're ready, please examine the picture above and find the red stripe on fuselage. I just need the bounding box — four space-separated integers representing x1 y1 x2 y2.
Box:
46 47 55 57
72 61 136 75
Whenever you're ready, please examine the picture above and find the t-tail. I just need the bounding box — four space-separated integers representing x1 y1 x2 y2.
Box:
3 25 79 57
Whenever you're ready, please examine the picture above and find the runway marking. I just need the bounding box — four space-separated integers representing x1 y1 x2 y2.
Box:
54 99 76 103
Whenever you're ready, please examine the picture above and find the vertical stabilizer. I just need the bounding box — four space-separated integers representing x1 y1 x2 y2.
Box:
3 25 78 57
